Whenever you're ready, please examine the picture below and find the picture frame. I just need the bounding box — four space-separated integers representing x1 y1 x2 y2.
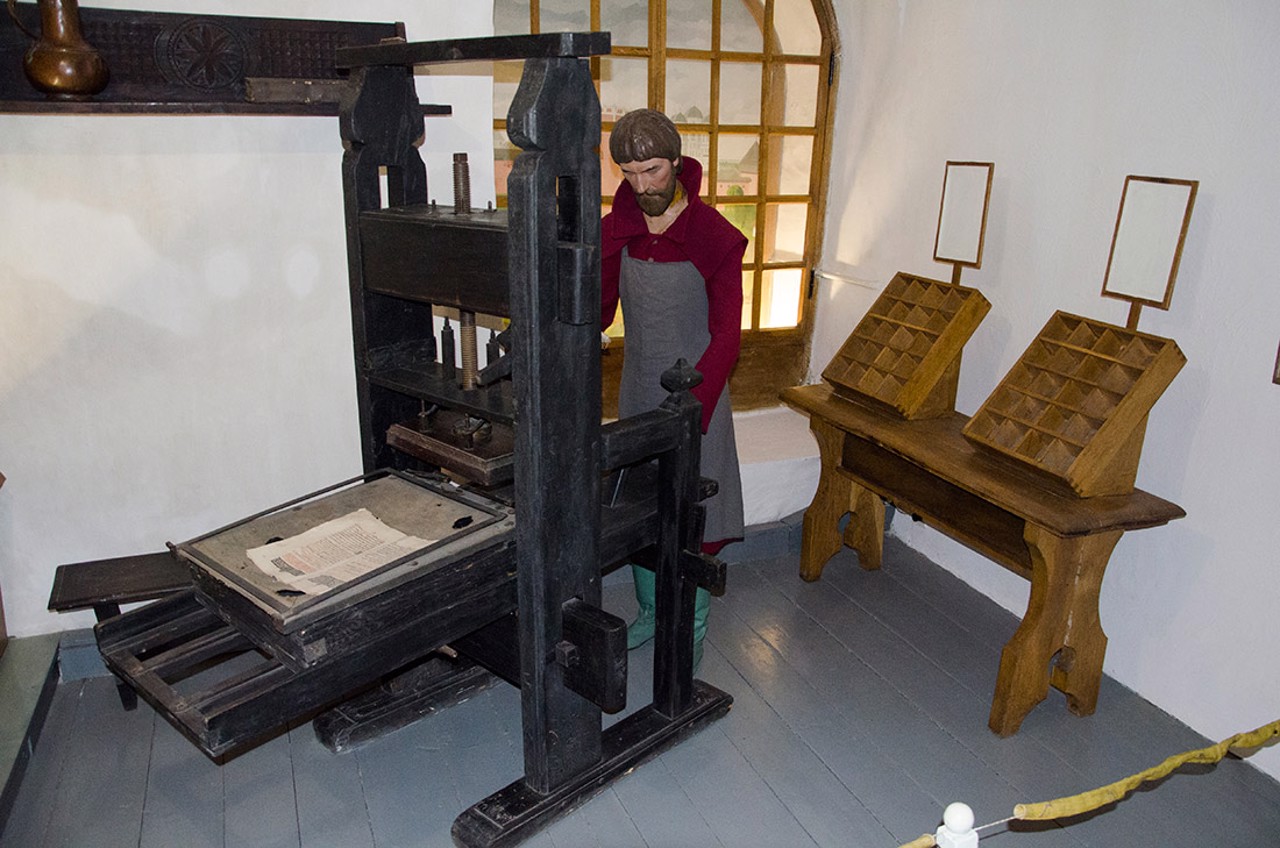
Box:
933 161 995 268
1101 175 1198 310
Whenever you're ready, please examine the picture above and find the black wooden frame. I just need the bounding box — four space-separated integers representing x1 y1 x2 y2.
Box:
337 33 733 845
88 31 732 848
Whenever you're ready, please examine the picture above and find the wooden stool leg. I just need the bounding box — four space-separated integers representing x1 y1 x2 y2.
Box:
843 483 885 572
988 526 1121 736
800 419 853 581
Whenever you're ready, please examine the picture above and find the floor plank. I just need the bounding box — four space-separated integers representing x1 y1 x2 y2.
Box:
612 754 725 848
39 677 153 848
290 724 376 848
1 677 82 848
222 732 301 848
139 718 223 848
4 536 1279 848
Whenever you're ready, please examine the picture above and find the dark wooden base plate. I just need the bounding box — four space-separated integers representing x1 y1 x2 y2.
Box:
313 654 498 753
452 680 732 848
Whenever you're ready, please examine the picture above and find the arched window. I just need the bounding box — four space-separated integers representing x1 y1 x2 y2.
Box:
493 0 839 410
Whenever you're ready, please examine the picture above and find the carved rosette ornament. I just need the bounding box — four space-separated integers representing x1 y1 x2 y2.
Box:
154 18 246 90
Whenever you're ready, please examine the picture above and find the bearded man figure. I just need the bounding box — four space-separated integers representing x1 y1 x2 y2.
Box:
601 109 747 668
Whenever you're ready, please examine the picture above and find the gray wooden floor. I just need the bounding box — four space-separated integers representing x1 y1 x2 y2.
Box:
4 536 1280 848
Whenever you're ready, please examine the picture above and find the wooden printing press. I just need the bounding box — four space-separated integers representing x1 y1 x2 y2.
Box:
92 33 733 847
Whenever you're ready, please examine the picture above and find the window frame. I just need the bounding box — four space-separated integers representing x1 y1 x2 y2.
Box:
494 0 840 411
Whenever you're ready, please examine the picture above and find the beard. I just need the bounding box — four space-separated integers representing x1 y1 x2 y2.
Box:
635 176 678 216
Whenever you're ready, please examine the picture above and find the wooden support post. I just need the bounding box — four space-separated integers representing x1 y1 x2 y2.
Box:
843 483 886 572
653 362 704 718
988 526 1122 736
1126 300 1143 330
800 417 886 578
800 417 853 581
453 36 730 847
338 63 433 473
506 53 605 793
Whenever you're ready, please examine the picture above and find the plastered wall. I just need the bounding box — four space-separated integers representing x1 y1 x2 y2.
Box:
0 0 495 634
815 0 1280 780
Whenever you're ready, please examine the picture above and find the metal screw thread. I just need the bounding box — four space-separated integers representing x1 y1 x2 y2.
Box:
452 152 470 214
459 310 478 390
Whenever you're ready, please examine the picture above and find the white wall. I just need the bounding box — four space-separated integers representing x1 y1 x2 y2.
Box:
818 0 1280 779
0 1 494 635
4 0 1278 787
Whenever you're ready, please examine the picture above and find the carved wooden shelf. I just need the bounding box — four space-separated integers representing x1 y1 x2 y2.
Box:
822 271 991 419
0 4 450 116
963 311 1185 497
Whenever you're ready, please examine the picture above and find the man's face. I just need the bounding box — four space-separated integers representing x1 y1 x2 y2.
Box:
620 157 679 216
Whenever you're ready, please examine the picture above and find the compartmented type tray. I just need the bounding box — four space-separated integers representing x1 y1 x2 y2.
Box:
822 272 991 418
962 311 1185 497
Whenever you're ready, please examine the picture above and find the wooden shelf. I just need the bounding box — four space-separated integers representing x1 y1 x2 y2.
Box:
0 5 452 117
0 98 451 117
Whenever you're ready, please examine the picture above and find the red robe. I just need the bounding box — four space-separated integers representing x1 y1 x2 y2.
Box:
601 157 748 434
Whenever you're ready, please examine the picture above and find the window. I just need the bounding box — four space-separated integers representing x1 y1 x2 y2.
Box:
494 0 839 409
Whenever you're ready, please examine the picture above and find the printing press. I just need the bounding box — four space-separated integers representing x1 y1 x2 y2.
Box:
94 32 732 847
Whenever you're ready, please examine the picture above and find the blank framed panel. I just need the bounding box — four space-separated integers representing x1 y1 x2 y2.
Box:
1102 175 1198 309
933 161 994 268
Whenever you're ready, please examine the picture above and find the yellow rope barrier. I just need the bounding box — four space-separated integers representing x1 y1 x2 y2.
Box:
1014 718 1280 820
897 718 1280 848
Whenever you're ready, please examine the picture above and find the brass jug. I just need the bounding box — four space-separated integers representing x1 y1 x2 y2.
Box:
18 0 109 98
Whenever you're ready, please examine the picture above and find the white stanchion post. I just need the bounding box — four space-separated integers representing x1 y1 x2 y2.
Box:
935 802 979 848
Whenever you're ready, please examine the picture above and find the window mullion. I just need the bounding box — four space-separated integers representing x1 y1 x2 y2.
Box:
750 0 777 331
590 0 601 81
708 0 722 206
650 1 666 110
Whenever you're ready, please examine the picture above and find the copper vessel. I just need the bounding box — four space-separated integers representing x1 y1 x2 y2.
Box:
21 0 109 98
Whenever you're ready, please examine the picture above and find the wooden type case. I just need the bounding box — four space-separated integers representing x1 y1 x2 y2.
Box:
822 272 990 419
963 311 1185 497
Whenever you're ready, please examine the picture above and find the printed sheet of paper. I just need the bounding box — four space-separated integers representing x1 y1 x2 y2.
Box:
246 508 433 595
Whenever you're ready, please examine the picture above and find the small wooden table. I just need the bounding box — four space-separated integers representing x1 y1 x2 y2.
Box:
782 383 1185 735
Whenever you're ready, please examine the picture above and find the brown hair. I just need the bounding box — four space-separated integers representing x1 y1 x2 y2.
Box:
609 109 682 165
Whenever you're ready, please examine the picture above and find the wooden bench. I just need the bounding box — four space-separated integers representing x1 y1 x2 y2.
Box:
782 383 1185 735
47 551 191 708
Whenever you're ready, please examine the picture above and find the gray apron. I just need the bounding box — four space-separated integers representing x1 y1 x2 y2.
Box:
618 248 744 543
